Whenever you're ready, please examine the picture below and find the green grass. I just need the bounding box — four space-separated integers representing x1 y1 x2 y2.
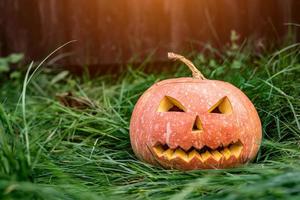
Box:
0 41 300 199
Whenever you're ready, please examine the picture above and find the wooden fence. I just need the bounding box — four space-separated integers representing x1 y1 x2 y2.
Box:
0 0 299 67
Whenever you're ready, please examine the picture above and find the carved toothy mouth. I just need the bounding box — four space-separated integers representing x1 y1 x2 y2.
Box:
152 140 243 163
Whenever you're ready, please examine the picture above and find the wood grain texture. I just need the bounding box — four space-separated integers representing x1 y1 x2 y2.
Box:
0 0 299 67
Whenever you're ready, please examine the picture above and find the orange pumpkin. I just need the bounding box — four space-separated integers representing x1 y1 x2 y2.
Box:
130 53 262 170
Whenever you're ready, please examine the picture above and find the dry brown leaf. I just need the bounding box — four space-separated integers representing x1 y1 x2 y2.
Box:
56 92 96 109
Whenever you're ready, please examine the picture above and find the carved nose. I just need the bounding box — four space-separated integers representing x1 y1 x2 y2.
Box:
192 116 203 132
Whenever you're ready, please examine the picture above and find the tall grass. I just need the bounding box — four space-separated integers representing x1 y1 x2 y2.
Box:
0 41 299 199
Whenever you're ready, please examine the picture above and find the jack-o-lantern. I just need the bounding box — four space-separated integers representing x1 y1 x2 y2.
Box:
130 53 262 170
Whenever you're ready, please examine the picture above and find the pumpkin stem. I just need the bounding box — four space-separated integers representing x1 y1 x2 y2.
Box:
168 52 206 80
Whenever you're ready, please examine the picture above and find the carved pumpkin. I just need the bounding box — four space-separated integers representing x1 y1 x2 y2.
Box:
130 53 262 170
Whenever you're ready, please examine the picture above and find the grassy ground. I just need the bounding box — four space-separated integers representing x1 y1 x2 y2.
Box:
0 41 300 200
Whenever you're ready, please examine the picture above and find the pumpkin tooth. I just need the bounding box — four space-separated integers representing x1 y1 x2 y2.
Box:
229 143 243 158
188 150 201 161
163 149 175 160
174 149 189 162
153 146 164 157
220 147 231 160
200 151 212 162
211 150 223 161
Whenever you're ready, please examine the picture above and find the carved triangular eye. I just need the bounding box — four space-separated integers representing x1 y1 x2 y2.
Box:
157 96 186 112
208 96 232 114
